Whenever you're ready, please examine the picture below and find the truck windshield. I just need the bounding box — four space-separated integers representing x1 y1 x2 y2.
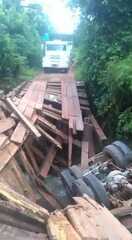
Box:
47 44 66 51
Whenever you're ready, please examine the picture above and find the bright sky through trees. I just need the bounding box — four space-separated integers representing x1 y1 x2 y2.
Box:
22 0 78 33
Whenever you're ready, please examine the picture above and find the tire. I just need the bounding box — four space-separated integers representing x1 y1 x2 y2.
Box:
103 144 127 169
84 173 110 208
69 165 82 179
72 179 95 199
112 141 130 155
125 151 132 163
60 169 75 193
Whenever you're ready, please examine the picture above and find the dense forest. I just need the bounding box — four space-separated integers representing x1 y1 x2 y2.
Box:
71 0 132 141
0 0 51 89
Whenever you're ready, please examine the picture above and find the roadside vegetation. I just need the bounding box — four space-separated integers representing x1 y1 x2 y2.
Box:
71 0 132 141
0 0 52 91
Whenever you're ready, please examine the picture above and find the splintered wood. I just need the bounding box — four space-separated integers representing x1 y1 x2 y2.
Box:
0 71 107 209
0 71 130 239
10 74 47 144
0 72 132 240
47 195 132 240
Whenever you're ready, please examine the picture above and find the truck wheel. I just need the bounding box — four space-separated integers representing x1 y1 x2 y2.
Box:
60 169 75 193
112 141 130 155
72 178 95 199
125 151 132 163
69 165 82 179
103 144 127 169
84 173 110 208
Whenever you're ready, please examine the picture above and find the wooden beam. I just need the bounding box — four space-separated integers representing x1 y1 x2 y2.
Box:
0 142 18 172
11 122 27 144
30 144 45 163
40 144 57 177
66 196 132 240
43 104 62 115
0 182 49 221
11 113 38 144
47 211 81 240
38 189 62 210
0 201 44 233
41 109 62 121
38 116 67 142
0 117 15 134
11 157 36 202
0 134 8 150
24 144 39 174
7 98 41 139
37 125 62 149
19 149 36 178
90 114 107 142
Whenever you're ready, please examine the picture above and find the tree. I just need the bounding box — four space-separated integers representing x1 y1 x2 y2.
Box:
71 0 132 140
0 1 52 78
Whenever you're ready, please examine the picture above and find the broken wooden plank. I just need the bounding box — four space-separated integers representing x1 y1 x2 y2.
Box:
47 211 81 240
90 114 107 142
30 144 45 163
40 144 57 177
11 122 27 144
38 116 67 142
7 98 41 139
41 109 62 121
66 195 132 240
0 182 49 221
11 113 38 144
19 149 36 178
0 118 15 134
37 125 62 149
0 201 45 233
0 142 18 172
24 144 39 174
38 189 62 211
43 104 62 115
0 224 46 240
11 158 36 201
0 134 8 150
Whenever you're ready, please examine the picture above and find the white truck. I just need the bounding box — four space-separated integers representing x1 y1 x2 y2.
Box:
42 40 71 73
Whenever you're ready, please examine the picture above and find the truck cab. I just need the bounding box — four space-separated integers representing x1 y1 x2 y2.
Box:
42 40 70 72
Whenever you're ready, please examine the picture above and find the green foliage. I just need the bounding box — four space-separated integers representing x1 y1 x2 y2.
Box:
0 0 51 79
72 0 132 140
117 107 132 140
